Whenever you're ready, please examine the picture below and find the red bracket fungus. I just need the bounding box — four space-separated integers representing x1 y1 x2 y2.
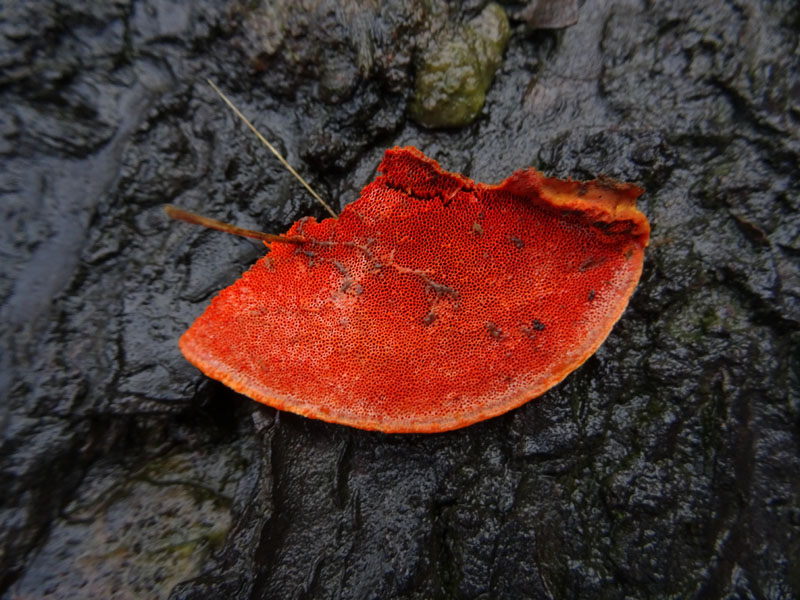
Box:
176 146 650 433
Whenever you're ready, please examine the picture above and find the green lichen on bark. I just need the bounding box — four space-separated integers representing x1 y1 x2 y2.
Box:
410 3 510 128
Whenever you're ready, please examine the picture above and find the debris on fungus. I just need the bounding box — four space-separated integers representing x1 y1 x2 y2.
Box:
177 146 650 433
409 3 510 128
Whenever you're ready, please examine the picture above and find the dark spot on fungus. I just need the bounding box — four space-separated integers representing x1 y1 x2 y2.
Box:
533 319 546 331
485 322 507 340
332 259 348 276
509 235 524 249
296 248 317 266
423 278 459 300
579 256 606 272
589 290 596 301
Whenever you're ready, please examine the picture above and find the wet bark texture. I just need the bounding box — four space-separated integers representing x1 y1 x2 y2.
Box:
1 0 799 598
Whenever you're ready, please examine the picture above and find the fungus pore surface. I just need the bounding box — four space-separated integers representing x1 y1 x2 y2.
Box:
180 146 650 433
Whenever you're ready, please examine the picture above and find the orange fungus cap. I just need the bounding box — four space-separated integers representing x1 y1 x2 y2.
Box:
180 146 650 433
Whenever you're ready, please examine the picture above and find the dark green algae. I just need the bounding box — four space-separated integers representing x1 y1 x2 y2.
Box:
1 0 799 599
409 3 511 128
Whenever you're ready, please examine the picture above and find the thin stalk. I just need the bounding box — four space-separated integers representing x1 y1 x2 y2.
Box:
164 205 305 244
206 79 338 219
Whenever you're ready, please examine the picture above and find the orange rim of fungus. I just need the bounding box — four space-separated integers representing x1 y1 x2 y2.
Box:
179 146 650 433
